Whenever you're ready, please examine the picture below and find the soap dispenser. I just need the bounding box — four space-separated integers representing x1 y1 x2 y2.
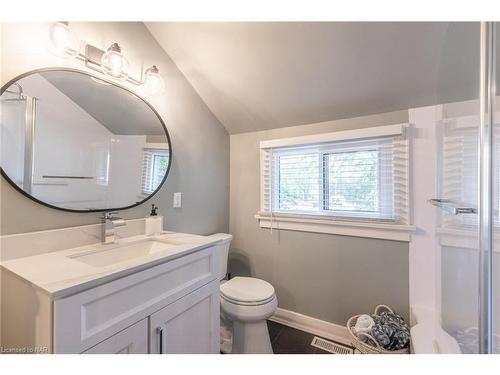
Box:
145 204 163 236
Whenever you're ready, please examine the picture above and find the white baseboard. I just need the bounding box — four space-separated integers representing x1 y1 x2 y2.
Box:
269 308 352 346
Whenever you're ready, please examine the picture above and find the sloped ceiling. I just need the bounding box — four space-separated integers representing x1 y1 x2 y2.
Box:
146 22 479 134
41 71 165 136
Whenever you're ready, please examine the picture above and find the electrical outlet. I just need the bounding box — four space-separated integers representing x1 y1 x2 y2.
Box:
173 192 182 208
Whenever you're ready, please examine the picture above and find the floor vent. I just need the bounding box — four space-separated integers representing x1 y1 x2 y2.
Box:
310 336 354 354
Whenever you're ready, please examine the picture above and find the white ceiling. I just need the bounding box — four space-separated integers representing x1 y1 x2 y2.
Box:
146 22 479 134
42 71 166 136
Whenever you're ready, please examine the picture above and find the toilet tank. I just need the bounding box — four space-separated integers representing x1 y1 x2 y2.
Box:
209 233 233 280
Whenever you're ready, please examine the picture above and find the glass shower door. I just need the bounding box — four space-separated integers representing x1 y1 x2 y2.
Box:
434 22 482 354
492 22 500 354
437 22 499 354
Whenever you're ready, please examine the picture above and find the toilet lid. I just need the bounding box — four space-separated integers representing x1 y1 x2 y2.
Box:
220 277 275 303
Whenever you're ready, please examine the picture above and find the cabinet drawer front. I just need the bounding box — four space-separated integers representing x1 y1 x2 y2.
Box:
54 246 217 353
82 318 148 354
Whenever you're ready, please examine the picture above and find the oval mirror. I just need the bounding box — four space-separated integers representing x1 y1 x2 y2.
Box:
0 69 172 212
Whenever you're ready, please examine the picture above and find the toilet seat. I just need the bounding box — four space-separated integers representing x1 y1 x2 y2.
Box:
220 277 275 306
220 293 278 322
221 293 275 306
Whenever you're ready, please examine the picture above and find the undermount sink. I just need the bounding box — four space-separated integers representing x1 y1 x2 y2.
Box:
68 238 183 267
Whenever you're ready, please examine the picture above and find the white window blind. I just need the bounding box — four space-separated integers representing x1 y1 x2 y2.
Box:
260 125 410 224
439 116 483 229
141 148 169 195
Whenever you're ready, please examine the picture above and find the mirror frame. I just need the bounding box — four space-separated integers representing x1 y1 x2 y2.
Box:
0 67 173 213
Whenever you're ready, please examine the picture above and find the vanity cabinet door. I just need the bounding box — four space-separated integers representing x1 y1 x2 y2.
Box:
82 318 148 354
54 246 217 353
150 280 220 354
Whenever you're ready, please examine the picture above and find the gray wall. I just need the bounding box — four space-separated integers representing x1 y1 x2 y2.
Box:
229 110 410 325
0 22 229 236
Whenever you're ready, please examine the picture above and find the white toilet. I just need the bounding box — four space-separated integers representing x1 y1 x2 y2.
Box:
210 233 278 354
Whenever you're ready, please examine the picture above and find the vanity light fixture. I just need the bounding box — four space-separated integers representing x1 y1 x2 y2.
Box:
100 43 129 80
142 65 165 95
48 21 79 58
46 22 165 95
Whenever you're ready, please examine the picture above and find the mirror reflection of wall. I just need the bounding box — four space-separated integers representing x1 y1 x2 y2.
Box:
1 87 27 189
0 70 171 211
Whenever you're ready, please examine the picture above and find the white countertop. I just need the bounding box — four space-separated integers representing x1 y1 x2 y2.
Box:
1 231 220 299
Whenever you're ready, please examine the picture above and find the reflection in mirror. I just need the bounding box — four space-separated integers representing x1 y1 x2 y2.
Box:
0 69 171 211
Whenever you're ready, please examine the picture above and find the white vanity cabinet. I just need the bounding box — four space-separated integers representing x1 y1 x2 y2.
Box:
2 244 220 354
82 318 149 354
82 280 220 355
150 280 219 354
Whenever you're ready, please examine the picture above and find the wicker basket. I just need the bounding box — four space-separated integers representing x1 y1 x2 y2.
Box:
347 304 410 354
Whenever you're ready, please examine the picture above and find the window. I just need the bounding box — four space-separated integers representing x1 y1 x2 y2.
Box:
95 149 110 186
260 124 410 225
141 148 169 195
325 149 379 213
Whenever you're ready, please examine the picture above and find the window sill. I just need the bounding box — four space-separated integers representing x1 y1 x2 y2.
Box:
255 213 416 241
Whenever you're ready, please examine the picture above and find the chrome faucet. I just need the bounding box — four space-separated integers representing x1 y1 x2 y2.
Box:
101 212 126 244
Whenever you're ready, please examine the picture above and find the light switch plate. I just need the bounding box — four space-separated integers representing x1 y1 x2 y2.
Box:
173 192 182 208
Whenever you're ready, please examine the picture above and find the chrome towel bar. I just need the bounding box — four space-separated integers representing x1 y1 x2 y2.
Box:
428 198 477 215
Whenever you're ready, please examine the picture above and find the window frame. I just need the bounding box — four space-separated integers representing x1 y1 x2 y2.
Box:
141 147 169 196
150 153 168 192
257 123 416 241
271 141 392 221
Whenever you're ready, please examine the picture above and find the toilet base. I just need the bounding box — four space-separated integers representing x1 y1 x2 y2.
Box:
219 282 278 354
231 320 273 354
220 313 233 354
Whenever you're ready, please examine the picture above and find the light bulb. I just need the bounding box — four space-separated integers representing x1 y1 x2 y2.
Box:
101 43 129 80
143 65 165 95
48 21 79 58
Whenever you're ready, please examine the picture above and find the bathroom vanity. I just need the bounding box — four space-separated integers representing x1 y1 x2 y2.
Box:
1 223 221 354
0 68 222 354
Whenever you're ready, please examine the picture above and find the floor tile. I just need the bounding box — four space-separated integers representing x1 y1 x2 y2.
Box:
267 320 284 343
271 324 316 354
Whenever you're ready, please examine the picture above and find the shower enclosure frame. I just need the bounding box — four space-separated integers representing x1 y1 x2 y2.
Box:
478 21 496 354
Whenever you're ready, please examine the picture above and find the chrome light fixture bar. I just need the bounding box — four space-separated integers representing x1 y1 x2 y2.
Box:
47 22 165 94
